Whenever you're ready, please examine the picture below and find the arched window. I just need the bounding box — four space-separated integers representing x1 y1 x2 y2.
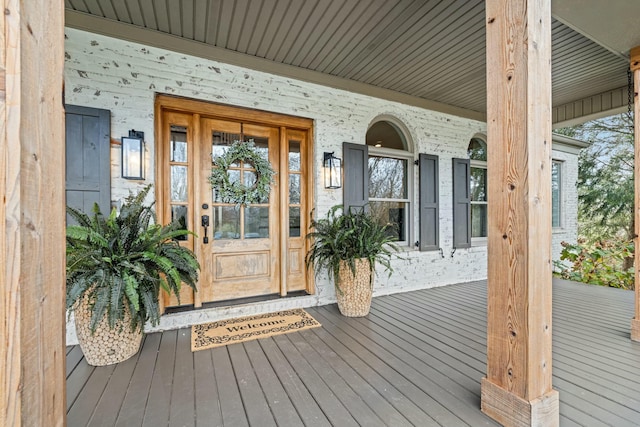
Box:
468 137 487 239
365 120 413 244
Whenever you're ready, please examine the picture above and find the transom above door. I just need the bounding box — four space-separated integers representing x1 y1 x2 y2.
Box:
155 95 314 311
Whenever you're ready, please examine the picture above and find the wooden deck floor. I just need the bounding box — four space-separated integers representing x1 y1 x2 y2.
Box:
66 279 640 426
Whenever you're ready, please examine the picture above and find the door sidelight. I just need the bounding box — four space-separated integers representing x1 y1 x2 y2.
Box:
201 214 210 244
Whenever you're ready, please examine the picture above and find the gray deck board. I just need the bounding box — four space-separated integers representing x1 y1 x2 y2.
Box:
211 346 249 427
227 343 277 427
243 339 304 426
67 279 640 427
88 349 139 427
169 329 196 427
193 348 224 426
66 357 95 412
114 333 161 427
272 333 360 427
299 329 413 427
307 322 432 426
315 305 495 426
142 329 177 427
258 337 331 427
67 363 116 427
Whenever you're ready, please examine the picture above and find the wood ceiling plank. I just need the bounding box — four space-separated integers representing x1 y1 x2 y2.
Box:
154 0 171 33
272 0 320 63
235 0 264 53
227 0 251 51
215 0 236 48
166 0 182 35
84 0 106 16
126 0 146 26
65 0 77 9
138 0 158 30
321 0 428 76
264 0 304 60
246 0 278 56
205 0 222 44
312 0 401 73
193 0 209 42
111 0 133 23
316 0 399 74
346 0 463 80
100 0 119 20
255 0 293 58
283 0 334 65
397 26 485 95
366 1 484 87
294 0 359 69
181 0 195 39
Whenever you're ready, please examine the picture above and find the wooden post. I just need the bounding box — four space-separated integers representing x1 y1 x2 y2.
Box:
1 1 66 426
482 1 559 426
631 46 640 342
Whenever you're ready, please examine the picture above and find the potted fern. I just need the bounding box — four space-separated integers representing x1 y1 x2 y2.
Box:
306 205 400 317
66 185 199 366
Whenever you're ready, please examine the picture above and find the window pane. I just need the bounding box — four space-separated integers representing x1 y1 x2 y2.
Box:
552 162 561 227
170 205 188 241
368 157 407 199
213 206 240 240
170 126 187 162
212 169 240 203
289 207 301 237
471 204 488 238
212 131 241 165
470 167 487 202
289 174 301 204
366 121 406 150
369 201 407 242
171 165 188 202
468 138 487 161
244 136 269 162
289 140 301 171
245 206 269 239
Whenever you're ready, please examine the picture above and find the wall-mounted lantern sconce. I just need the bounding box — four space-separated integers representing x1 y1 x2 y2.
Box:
122 130 145 180
323 151 342 189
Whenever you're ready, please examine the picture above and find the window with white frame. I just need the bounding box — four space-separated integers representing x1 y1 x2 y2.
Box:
552 160 562 228
468 137 488 240
366 121 413 244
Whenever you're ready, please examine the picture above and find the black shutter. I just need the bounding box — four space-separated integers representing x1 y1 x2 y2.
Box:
452 157 471 248
343 142 369 212
419 154 439 251
65 105 111 219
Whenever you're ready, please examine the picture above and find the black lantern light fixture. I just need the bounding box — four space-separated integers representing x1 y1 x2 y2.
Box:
323 151 342 189
121 130 145 180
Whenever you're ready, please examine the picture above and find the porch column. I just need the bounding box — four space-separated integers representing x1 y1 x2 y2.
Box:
632 47 640 342
482 1 559 426
1 1 66 426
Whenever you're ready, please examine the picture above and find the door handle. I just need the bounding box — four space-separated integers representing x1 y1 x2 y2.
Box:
201 215 210 244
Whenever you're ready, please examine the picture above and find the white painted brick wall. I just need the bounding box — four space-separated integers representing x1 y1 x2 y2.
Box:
64 28 580 340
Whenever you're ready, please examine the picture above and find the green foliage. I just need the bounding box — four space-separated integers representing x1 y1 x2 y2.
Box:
558 112 635 243
208 139 275 206
305 205 401 293
66 185 200 333
554 240 634 290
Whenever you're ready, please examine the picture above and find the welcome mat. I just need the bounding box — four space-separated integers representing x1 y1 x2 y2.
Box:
191 309 321 351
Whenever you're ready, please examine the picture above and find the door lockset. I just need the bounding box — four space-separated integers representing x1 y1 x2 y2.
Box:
201 215 210 244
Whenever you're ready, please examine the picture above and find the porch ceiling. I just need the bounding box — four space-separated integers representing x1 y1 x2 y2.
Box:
65 0 636 124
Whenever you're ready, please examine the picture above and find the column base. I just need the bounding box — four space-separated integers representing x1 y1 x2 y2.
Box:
481 378 559 427
632 318 640 342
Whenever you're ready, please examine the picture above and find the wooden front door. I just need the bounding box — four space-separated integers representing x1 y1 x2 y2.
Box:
198 119 280 302
156 96 314 310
